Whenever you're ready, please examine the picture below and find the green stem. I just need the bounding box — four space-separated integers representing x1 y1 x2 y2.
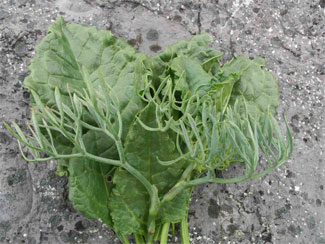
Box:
187 167 280 187
123 163 156 201
116 139 160 240
153 225 161 241
146 237 153 244
160 222 170 244
146 187 160 242
117 234 130 244
84 152 122 167
171 223 176 237
180 162 196 181
122 163 160 241
115 138 161 240
187 175 246 186
153 224 162 241
162 167 280 208
115 139 126 163
134 234 145 244
180 217 190 244
161 180 187 205
88 150 161 241
160 163 195 205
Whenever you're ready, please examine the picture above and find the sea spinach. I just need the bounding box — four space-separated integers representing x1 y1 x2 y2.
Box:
5 17 292 244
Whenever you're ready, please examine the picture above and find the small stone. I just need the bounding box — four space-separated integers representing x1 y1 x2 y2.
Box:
75 220 86 231
14 42 27 57
57 225 64 232
280 9 288 16
252 7 260 13
245 29 252 35
285 170 294 178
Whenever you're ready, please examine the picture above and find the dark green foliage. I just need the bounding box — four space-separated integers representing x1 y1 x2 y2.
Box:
5 17 292 244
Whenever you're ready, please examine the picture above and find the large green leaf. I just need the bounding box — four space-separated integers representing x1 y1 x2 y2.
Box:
170 57 214 97
157 187 192 223
223 56 279 114
24 17 146 138
68 131 119 227
25 17 107 105
108 168 148 235
144 33 223 90
125 103 188 195
25 17 147 175
158 33 222 65
108 102 191 235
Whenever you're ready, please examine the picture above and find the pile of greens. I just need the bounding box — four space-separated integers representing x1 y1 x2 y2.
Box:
6 17 292 244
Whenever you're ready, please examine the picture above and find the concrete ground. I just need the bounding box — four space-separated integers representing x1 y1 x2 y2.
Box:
0 0 324 243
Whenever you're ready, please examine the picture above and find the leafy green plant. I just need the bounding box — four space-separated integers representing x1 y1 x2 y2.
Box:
5 17 293 244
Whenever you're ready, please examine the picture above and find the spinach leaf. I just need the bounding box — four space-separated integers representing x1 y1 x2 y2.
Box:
223 56 279 115
109 102 191 235
25 17 147 175
68 130 119 227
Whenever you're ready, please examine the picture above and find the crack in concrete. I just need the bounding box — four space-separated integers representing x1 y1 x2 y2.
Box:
82 0 159 14
83 0 93 6
198 2 202 34
121 0 159 13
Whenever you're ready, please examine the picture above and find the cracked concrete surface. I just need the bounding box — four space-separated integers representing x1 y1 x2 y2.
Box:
0 0 324 243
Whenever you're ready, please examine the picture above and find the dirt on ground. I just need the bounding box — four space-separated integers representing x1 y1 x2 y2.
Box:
0 0 324 243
